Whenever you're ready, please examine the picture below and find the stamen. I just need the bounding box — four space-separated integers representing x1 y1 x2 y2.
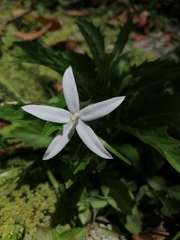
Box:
71 113 80 121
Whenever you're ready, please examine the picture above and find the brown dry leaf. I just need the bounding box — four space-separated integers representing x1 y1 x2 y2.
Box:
133 11 154 34
11 9 27 18
37 15 62 31
66 10 90 17
0 120 10 130
132 229 170 240
0 142 26 160
14 22 52 40
49 80 62 94
129 33 148 42
51 40 83 51
164 32 178 43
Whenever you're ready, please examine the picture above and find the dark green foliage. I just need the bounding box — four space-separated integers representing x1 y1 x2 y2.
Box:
1 18 180 238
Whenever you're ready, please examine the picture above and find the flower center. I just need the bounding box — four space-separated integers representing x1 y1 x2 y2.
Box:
70 112 80 122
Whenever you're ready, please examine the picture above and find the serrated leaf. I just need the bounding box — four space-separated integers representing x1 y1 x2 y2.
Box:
121 125 180 173
107 19 131 74
0 121 24 140
112 19 132 59
125 94 180 124
42 122 63 137
128 62 180 95
0 104 24 120
76 19 105 67
14 41 69 74
58 228 86 240
12 123 52 149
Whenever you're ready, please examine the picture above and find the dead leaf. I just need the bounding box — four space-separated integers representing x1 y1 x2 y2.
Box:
164 32 178 43
4 9 32 25
14 22 52 40
66 10 90 17
129 33 148 42
11 9 27 18
51 40 83 51
132 228 170 240
48 80 62 94
37 15 62 31
0 120 10 130
0 142 26 160
133 11 154 34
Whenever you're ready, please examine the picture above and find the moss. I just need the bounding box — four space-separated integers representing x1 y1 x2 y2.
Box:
0 157 62 239
0 182 59 239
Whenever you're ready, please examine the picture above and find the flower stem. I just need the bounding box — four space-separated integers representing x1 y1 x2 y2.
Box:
43 162 61 197
98 136 131 165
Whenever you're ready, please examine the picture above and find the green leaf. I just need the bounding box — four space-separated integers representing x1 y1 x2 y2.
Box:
78 206 92 225
172 231 180 240
155 191 174 213
121 125 180 173
76 19 105 67
48 95 66 108
128 60 180 95
0 121 24 140
101 179 133 215
90 196 108 209
57 228 86 240
125 206 141 234
63 159 90 188
119 144 140 166
166 185 180 201
42 122 63 137
14 41 69 74
12 123 52 149
0 104 24 120
109 19 132 73
147 176 167 191
112 19 132 59
125 94 180 124
36 225 53 240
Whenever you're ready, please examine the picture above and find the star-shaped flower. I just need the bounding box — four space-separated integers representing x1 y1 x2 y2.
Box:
22 66 125 160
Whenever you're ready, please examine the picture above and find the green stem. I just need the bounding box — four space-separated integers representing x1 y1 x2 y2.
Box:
43 162 60 197
98 136 131 165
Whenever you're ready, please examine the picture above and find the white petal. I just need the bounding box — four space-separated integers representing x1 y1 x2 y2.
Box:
80 96 125 121
63 66 80 113
22 105 71 123
76 120 112 159
43 122 76 160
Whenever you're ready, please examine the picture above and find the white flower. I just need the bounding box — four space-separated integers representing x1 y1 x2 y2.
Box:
22 66 125 160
